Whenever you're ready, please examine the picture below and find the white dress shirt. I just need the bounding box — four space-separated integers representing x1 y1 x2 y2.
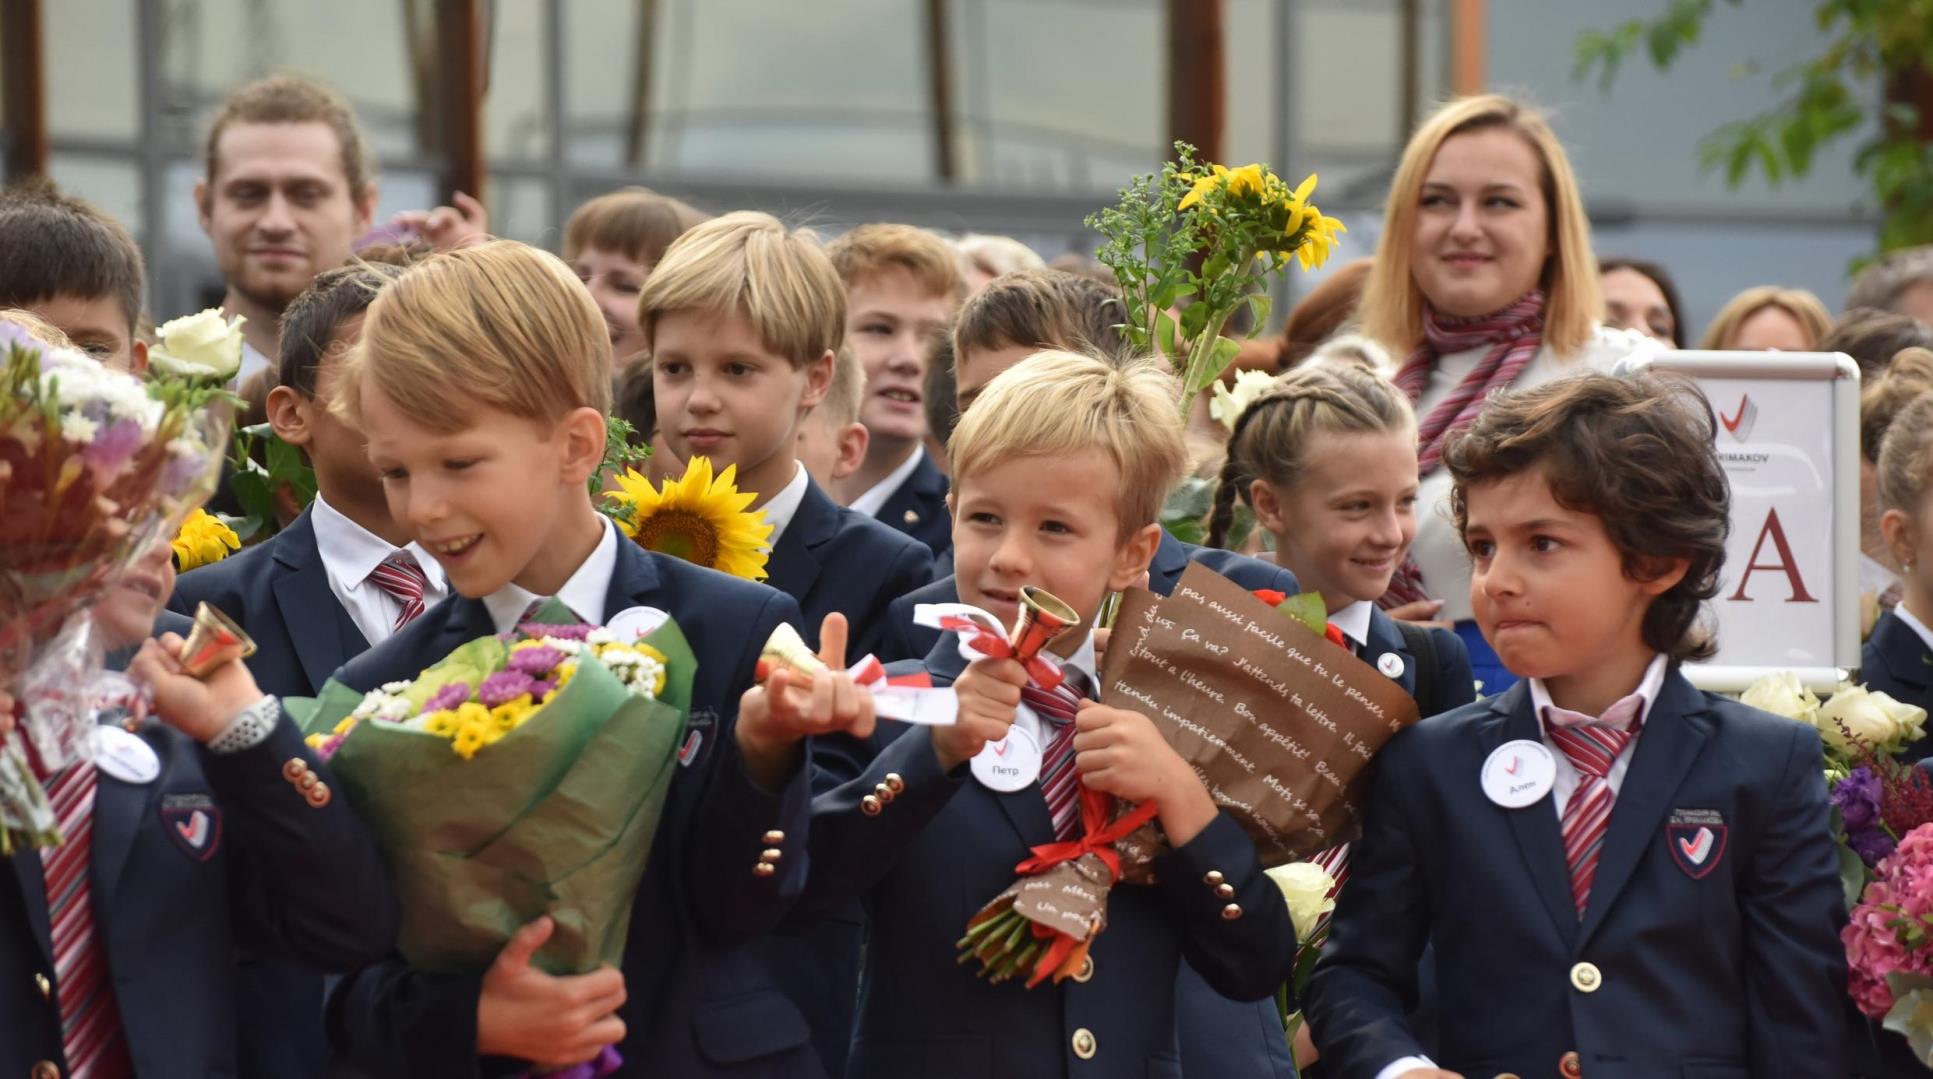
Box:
482 515 621 633
310 494 448 646
1373 651 1669 1079
1894 601 1933 655
846 444 926 519
759 461 812 546
236 339 273 389
1329 599 1374 655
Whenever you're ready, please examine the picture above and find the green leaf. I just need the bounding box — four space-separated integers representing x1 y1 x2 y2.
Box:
1278 592 1329 637
1840 839 1870 912
1246 293 1273 333
1156 309 1181 360
228 469 276 528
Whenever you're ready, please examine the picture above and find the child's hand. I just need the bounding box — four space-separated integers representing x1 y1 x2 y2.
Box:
932 656 1027 771
736 613 877 786
391 191 490 251
127 633 268 744
1072 702 1216 845
477 917 627 1067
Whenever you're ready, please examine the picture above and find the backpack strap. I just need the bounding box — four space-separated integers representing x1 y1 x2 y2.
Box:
1395 619 1440 717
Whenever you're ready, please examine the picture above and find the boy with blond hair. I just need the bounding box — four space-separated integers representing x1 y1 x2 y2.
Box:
322 239 872 1077
797 346 869 495
826 223 961 557
792 352 1297 1078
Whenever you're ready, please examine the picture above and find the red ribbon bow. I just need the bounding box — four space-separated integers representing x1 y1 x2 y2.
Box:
937 614 1066 692
1007 783 1161 987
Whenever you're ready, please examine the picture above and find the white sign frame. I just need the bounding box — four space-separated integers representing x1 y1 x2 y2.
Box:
1625 351 1860 693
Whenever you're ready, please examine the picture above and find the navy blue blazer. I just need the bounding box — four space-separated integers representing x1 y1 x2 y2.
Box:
767 476 933 663
1361 605 1477 720
1306 672 1848 1078
873 449 951 560
1864 612 1933 762
169 508 370 701
327 539 821 1077
167 508 375 1079
876 532 1298 663
2 715 397 1079
789 636 1296 1079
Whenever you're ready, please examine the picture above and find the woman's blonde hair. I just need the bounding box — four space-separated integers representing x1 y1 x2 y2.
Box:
1874 349 1933 515
0 308 72 349
948 351 1185 536
337 240 611 433
1698 286 1833 351
1362 94 1601 358
637 211 845 370
1207 363 1417 549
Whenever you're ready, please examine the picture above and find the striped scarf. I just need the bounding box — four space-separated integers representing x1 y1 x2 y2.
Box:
1382 291 1547 608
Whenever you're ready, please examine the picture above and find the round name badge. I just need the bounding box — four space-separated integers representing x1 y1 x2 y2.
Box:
1481 739 1556 809
93 725 160 785
971 725 1042 792
1376 652 1406 680
605 605 670 641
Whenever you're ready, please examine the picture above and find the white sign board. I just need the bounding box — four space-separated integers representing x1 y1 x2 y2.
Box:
1627 351 1860 692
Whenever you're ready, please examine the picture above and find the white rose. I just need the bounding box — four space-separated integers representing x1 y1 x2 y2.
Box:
1739 670 1819 724
150 309 246 381
1209 368 1278 432
1265 861 1337 942
1819 683 1928 755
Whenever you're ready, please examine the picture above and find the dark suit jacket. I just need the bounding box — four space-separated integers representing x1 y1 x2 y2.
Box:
875 532 1298 663
1361 605 1477 720
873 449 951 561
1306 672 1848 1078
1864 611 1933 762
327 540 820 1077
2 717 396 1079
767 477 933 663
167 508 374 1079
795 637 1296 1079
170 508 371 701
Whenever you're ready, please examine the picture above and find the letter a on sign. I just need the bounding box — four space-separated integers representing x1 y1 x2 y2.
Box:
1729 507 1819 603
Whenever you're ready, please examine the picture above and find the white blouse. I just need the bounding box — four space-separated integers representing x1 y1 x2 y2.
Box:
1408 323 1657 623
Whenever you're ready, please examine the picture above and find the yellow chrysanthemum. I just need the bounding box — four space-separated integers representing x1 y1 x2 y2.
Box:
304 732 329 749
490 695 537 733
423 709 461 737
171 508 241 571
604 457 774 580
553 662 577 690
332 716 357 736
452 721 487 759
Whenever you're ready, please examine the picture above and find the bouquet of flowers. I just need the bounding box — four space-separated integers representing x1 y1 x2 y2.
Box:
1845 820 1933 1066
289 602 692 987
0 316 233 851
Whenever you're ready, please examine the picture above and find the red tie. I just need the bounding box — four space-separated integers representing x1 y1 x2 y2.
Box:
1547 697 1644 916
41 762 133 1078
1022 670 1089 842
366 554 430 630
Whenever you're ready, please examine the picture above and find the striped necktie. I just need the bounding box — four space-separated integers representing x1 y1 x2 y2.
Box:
1546 696 1644 916
41 762 133 1078
1021 668 1091 842
366 554 430 631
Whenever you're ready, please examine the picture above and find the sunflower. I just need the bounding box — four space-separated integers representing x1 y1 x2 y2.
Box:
604 456 774 581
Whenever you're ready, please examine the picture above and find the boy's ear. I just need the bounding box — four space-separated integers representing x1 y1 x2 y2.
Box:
1248 478 1286 534
559 406 609 486
1882 507 1917 569
833 421 869 482
1635 555 1692 597
1108 522 1165 593
128 338 149 376
265 385 314 448
800 349 834 411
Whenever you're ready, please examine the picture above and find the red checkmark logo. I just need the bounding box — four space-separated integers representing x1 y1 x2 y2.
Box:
990 739 1008 756
1504 756 1520 775
1720 396 1750 434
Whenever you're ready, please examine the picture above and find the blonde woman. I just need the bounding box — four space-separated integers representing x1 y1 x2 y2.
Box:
1699 285 1833 352
1361 93 1654 691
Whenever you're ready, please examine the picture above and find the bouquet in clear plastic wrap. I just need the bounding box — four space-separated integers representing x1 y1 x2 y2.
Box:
0 316 234 851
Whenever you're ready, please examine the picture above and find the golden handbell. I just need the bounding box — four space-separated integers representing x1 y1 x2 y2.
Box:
178 601 257 679
760 622 828 683
1008 585 1077 663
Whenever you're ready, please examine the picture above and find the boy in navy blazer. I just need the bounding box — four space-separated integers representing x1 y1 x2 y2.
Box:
2 530 397 1078
314 241 871 1077
1306 373 1847 1078
171 261 447 702
824 223 963 560
792 353 1297 1078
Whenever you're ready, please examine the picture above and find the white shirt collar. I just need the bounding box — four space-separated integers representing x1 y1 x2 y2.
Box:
846 444 925 519
1529 652 1670 726
310 493 446 595
1895 602 1933 656
1329 600 1374 651
235 339 273 389
760 461 812 544
481 515 621 633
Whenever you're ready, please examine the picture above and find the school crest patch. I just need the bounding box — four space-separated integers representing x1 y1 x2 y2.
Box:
161 794 222 862
679 708 717 768
1667 808 1727 880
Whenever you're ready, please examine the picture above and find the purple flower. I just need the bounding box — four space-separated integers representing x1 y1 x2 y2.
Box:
520 621 592 641
479 670 538 708
81 419 145 480
1851 828 1898 868
1834 767 1885 833
529 678 557 703
508 645 565 677
425 682 471 713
